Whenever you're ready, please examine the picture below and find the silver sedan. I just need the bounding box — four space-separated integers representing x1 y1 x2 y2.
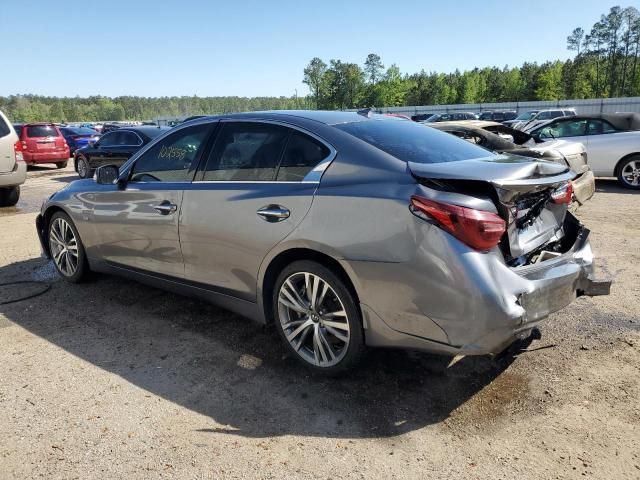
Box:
36 111 610 373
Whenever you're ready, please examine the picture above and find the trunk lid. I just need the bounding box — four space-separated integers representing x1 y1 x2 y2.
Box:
409 155 576 259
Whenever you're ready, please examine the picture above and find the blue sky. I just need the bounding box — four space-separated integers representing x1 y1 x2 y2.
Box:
0 0 616 97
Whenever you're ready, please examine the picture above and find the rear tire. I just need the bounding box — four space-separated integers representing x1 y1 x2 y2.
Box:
0 186 20 207
77 156 91 179
48 211 89 283
272 260 365 374
616 155 640 189
56 161 68 169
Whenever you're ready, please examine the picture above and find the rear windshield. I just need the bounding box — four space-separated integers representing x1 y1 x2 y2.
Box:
63 127 96 135
336 119 493 164
26 125 59 137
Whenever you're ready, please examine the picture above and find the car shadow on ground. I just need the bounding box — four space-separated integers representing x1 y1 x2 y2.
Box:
0 257 527 439
595 179 638 195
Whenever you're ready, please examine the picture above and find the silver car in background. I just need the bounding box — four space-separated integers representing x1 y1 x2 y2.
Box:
36 111 610 373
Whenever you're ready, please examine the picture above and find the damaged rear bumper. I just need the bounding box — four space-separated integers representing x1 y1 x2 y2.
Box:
461 213 610 355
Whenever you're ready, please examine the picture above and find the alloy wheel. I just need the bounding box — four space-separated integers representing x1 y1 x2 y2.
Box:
78 158 88 178
277 272 351 368
49 217 79 277
621 159 640 187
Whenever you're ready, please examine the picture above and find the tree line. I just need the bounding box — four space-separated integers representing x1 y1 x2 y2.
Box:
0 94 310 124
303 5 640 109
1 5 638 123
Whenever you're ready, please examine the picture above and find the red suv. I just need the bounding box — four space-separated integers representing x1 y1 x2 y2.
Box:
13 123 70 168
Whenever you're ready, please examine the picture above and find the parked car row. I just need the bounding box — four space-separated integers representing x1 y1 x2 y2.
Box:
409 108 577 129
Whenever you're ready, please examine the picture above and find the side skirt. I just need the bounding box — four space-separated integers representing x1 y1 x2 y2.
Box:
89 259 266 324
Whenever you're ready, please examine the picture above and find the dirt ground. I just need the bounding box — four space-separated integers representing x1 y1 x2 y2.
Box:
0 165 638 479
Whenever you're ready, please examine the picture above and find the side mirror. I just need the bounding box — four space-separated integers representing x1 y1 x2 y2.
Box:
94 165 120 185
89 140 98 147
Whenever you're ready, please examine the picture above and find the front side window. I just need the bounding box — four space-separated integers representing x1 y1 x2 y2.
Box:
118 131 142 146
97 132 118 147
336 119 493 164
203 122 288 181
552 119 587 138
277 131 330 181
130 124 209 182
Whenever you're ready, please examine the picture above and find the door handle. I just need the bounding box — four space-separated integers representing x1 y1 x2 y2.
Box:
153 201 178 215
257 205 290 222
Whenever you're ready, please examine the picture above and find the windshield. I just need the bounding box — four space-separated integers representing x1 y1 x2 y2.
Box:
516 111 536 120
335 120 494 164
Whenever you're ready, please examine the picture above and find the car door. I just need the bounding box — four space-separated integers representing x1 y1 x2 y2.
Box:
88 123 212 277
584 119 622 176
179 121 332 301
85 131 117 168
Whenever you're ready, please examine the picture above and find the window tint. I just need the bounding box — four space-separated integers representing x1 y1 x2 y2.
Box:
551 119 587 138
336 119 493 164
203 122 288 181
130 124 209 182
26 125 59 137
97 132 118 147
277 132 330 181
587 120 618 135
0 116 9 138
118 131 142 146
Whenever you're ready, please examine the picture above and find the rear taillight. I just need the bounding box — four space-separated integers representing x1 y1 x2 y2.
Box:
551 182 573 204
14 140 24 162
410 196 506 251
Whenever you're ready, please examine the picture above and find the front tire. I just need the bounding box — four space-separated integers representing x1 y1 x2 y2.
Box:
76 156 91 179
48 211 89 283
273 260 365 374
617 155 640 189
0 186 20 207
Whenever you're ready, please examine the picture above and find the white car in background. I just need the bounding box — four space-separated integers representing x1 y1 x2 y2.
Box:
0 110 26 206
528 113 640 189
512 108 577 131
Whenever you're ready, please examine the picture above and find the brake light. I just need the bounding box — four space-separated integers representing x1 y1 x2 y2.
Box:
551 182 573 204
14 140 24 162
410 196 506 251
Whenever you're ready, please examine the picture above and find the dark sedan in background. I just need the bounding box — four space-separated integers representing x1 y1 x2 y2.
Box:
74 126 169 178
59 126 101 156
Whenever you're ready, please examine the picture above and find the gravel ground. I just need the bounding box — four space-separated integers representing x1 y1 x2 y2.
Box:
0 165 638 479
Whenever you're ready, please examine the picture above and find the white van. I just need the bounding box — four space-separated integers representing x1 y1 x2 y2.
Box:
0 110 26 206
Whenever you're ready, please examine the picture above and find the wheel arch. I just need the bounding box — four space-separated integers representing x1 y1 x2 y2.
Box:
259 244 362 326
613 152 640 177
39 205 72 257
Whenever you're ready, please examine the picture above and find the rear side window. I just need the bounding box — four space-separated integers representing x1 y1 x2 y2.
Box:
336 120 493 164
0 116 9 138
203 122 289 181
277 132 330 181
13 125 23 138
26 125 59 137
